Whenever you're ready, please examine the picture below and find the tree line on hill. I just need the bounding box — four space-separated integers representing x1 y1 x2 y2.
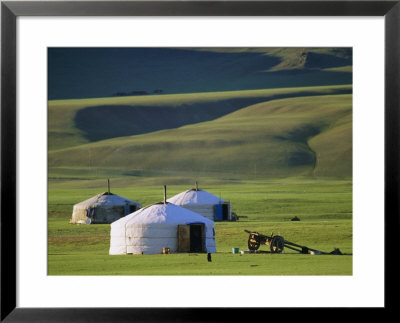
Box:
112 89 163 97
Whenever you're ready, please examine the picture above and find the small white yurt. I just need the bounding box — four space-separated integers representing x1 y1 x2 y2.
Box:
109 201 216 255
70 192 142 224
167 183 231 221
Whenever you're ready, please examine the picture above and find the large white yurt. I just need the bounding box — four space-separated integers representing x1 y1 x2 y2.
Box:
167 186 231 221
70 192 142 224
109 202 216 255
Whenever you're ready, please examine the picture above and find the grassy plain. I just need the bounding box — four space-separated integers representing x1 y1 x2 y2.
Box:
48 178 352 275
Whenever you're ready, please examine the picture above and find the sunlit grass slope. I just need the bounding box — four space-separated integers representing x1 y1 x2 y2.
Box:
48 85 351 150
49 93 351 179
190 47 352 72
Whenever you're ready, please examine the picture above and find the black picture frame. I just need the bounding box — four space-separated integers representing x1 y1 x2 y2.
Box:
1 0 398 321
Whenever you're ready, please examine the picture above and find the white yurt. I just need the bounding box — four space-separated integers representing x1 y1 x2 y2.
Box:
109 202 216 255
70 192 142 224
167 185 231 221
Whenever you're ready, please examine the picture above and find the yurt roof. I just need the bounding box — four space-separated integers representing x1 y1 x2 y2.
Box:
74 192 140 208
167 189 227 206
112 202 214 226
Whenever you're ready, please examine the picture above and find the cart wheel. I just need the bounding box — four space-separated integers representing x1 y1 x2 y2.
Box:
270 236 285 253
248 234 260 251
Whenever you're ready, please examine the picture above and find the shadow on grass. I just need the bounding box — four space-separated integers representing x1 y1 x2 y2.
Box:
74 89 352 142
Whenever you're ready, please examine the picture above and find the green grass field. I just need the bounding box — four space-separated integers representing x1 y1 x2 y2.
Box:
48 178 352 275
48 84 352 276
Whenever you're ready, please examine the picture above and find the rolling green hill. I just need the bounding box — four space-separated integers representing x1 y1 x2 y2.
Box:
48 91 352 179
48 84 351 150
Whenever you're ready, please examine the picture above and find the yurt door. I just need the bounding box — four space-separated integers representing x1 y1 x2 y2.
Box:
178 225 190 252
214 203 229 221
190 224 204 252
178 224 205 253
222 203 229 221
214 204 223 221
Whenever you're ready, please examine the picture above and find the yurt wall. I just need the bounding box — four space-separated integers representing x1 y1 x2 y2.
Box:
70 192 141 224
109 203 216 255
167 188 232 221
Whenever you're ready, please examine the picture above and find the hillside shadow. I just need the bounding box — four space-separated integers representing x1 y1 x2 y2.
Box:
49 48 352 100
74 89 352 142
304 52 351 69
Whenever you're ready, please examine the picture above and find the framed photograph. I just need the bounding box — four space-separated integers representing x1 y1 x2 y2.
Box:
1 0 398 321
